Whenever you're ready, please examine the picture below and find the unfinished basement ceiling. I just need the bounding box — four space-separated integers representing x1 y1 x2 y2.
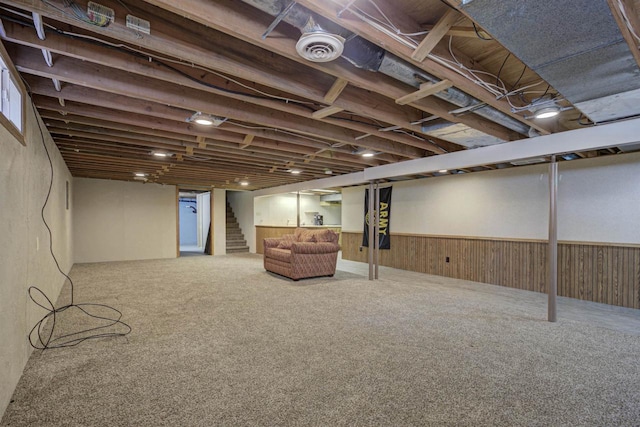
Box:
0 0 638 189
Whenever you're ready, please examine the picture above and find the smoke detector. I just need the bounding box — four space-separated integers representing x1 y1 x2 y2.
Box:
296 32 345 62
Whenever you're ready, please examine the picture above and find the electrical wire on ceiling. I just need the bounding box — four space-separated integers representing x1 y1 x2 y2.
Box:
4 12 404 146
7 10 420 139
41 0 111 27
12 7 316 107
337 0 554 114
472 23 493 41
5 8 472 145
226 120 339 147
26 100 131 349
617 0 640 43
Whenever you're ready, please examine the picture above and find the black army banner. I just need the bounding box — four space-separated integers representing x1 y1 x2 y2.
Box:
362 186 392 249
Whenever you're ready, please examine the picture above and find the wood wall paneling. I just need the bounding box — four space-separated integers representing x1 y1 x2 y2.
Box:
341 232 640 309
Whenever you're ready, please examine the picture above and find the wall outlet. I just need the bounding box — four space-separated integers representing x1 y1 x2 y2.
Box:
445 256 450 263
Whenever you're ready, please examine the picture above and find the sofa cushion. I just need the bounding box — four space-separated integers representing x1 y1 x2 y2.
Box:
277 239 293 250
314 229 338 243
294 228 317 242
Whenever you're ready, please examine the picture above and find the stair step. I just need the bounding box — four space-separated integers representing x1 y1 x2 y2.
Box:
226 246 250 254
225 203 248 253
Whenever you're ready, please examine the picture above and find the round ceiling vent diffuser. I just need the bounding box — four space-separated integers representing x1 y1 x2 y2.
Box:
295 32 345 62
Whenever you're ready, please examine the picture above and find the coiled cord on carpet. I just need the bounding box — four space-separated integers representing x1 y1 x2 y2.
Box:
26 99 131 349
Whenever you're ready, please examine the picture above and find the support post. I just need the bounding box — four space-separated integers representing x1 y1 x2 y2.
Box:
548 156 558 322
368 181 374 280
296 191 300 227
375 183 380 279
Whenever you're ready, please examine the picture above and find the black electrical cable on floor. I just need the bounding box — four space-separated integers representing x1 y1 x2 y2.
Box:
27 100 131 349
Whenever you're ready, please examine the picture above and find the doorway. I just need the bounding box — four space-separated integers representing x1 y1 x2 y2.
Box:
178 191 211 256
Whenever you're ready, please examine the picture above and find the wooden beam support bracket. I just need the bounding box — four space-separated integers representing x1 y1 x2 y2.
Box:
412 9 460 62
420 24 491 39
311 105 345 119
395 79 453 105
323 77 349 104
240 134 254 149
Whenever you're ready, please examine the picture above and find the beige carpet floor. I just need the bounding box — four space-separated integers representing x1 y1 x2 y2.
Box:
2 254 640 426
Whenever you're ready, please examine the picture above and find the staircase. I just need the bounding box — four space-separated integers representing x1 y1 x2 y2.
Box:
226 202 249 254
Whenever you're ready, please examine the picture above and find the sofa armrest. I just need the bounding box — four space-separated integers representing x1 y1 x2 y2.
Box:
291 242 340 254
264 237 282 249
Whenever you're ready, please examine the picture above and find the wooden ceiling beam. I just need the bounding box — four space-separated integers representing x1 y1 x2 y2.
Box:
323 78 349 104
11 45 425 159
42 110 389 169
46 116 380 168
61 151 336 185
54 133 361 174
0 15 448 152
59 150 314 177
30 78 360 154
412 9 460 62
138 0 522 142
607 0 640 69
44 115 384 171
420 25 492 39
311 106 345 119
239 135 254 149
292 0 552 135
395 80 454 106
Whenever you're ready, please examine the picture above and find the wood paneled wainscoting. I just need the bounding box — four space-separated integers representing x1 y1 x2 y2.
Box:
341 232 640 309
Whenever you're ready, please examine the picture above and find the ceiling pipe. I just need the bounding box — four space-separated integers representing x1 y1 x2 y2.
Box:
240 0 531 137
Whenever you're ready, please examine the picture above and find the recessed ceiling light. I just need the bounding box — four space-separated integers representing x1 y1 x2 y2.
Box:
153 152 170 157
195 117 214 125
534 107 560 119
438 169 448 173
354 148 377 157
240 181 249 186
290 169 302 175
134 172 147 177
187 112 228 126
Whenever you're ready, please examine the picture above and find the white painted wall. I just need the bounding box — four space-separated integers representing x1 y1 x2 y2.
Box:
179 198 197 246
196 192 210 250
227 190 256 253
343 153 640 244
0 107 73 418
557 153 640 243
254 193 342 226
73 178 177 263
213 189 226 255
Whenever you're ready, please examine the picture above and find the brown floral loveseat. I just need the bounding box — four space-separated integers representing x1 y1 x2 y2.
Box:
263 228 340 280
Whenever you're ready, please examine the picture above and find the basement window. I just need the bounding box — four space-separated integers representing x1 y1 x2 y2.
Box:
0 43 25 145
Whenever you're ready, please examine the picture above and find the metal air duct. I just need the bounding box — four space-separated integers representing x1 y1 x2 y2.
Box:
461 0 640 124
241 0 532 143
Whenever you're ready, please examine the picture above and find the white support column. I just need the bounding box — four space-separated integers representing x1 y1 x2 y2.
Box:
548 156 558 322
296 191 300 227
368 181 375 280
374 183 380 280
